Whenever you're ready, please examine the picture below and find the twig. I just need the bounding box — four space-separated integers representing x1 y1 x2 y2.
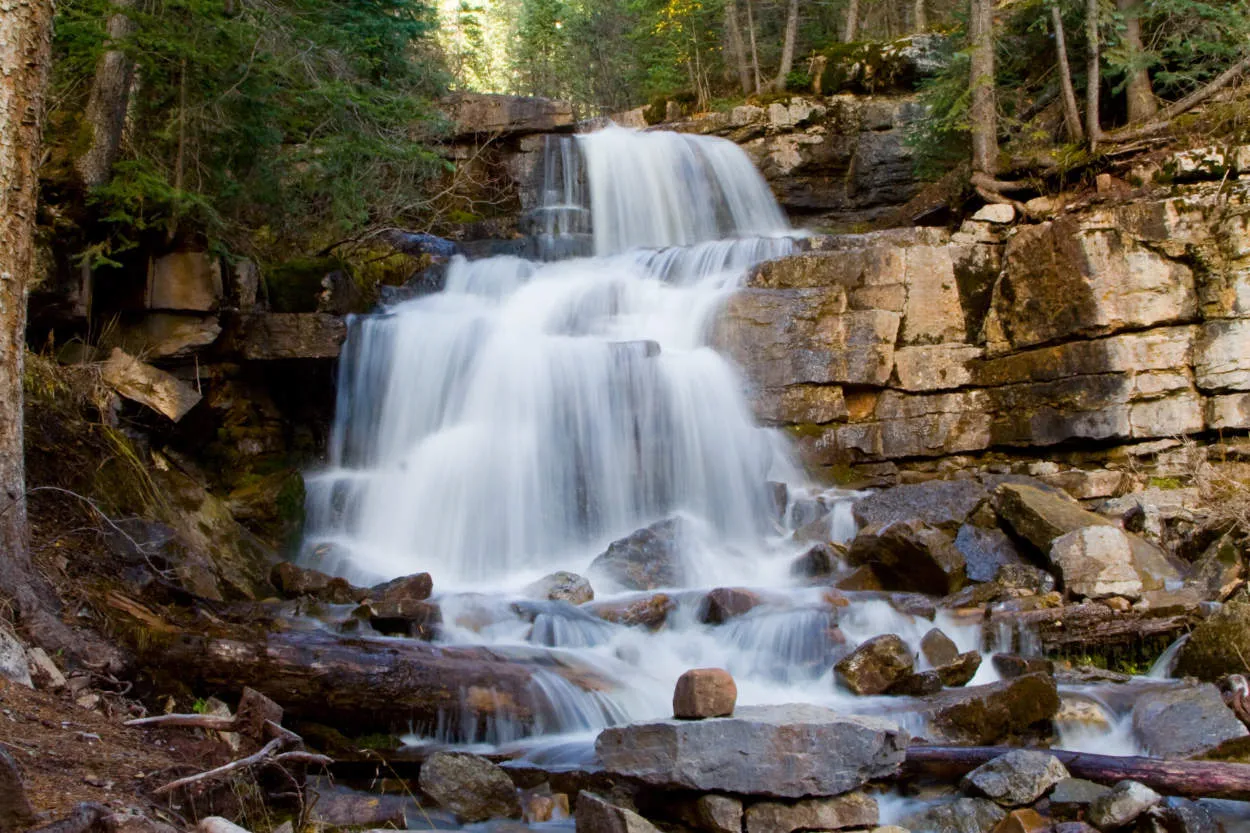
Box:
153 736 287 796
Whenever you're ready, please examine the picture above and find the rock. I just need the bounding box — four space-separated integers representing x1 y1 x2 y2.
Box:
234 312 347 360
308 788 410 827
791 543 839 578
990 809 1048 833
837 565 886 591
1052 824 1099 833
26 647 66 690
0 749 34 833
955 525 1027 584
101 348 202 422
0 627 31 689
448 93 574 138
744 792 878 833
853 481 990 532
922 628 960 667
1176 601 1250 680
891 670 945 696
371 572 434 604
960 749 1069 806
936 652 982 687
674 668 738 719
919 673 1061 745
699 588 762 624
576 792 661 833
595 704 908 798
1087 781 1161 831
1049 527 1144 600
116 313 223 358
1196 319 1250 392
683 795 743 833
271 562 366 604
418 751 521 822
836 634 915 695
901 798 1007 833
991 654 1055 679
993 484 1113 553
848 520 968 595
1130 684 1248 759
973 204 1016 224
585 592 675 630
357 598 442 639
1049 779 1111 822
1141 800 1219 833
1187 534 1241 601
525 571 593 605
589 518 686 590
146 251 222 311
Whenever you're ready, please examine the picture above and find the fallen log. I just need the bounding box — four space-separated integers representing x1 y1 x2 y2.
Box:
905 745 1250 801
985 603 1195 655
142 628 614 737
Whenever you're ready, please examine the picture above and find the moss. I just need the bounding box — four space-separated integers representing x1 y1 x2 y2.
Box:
355 732 402 751
1148 476 1185 490
1175 600 1250 681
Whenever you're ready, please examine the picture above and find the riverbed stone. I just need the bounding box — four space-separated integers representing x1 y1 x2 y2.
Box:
699 587 762 624
902 798 1007 833
1087 781 1161 831
371 571 433 603
848 520 968 595
744 792 878 833
1049 779 1111 822
595 704 908 798
1049 526 1144 600
936 652 983 687
919 673 1060 744
921 628 959 667
836 634 915 695
682 795 743 833
853 480 989 532
525 571 593 605
990 809 1049 833
1130 683 1248 759
589 518 686 590
961 749 1069 807
674 668 737 719
418 751 522 822
271 562 366 603
993 484 1113 553
955 525 1026 584
791 543 840 579
1175 600 1250 680
585 592 675 630
990 654 1055 679
576 792 660 833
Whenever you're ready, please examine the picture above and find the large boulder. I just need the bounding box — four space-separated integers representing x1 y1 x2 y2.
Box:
1130 684 1248 759
1049 527 1144 600
961 750 1069 807
525 571 593 605
589 519 686 590
447 93 574 139
595 704 908 798
576 792 660 833
145 251 223 311
993 484 1114 552
743 792 878 833
954 525 1027 584
853 480 989 532
418 752 521 822
101 348 203 422
848 519 967 595
1175 601 1250 680
835 634 915 695
699 588 763 624
901 798 1007 833
917 673 1060 745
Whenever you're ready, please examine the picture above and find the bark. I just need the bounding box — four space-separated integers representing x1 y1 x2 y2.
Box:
1085 0 1103 144
905 746 1250 802
1105 52 1250 144
74 0 136 188
1052 2 1086 143
774 0 799 90
842 0 860 43
745 0 763 94
968 0 998 176
913 0 927 32
1116 0 1157 124
725 0 753 95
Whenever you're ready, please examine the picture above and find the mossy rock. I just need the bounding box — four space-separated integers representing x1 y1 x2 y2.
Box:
1175 600 1250 681
266 256 345 312
818 34 946 95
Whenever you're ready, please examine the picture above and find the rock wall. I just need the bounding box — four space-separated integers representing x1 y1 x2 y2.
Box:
713 163 1250 486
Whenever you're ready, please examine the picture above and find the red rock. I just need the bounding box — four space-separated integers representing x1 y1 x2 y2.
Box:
699 588 762 625
673 668 738 719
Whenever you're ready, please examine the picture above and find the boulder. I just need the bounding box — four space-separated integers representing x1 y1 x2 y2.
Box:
835 634 915 696
1049 527 1144 600
356 598 442 640
1141 800 1219 833
1130 684 1248 759
680 795 742 833
146 251 223 311
307 788 410 827
901 798 1007 833
1186 534 1242 601
447 93 574 138
852 481 989 532
960 749 1069 806
585 593 675 630
918 673 1060 745
595 704 908 798
576 792 660 833
935 652 982 687
891 670 945 696
370 572 434 604
674 668 738 719
1087 781 1161 831
991 654 1055 680
418 751 521 822
921 628 960 667
699 588 762 625
744 793 878 833
1175 601 1250 680
791 543 840 579
0 749 34 833
0 626 31 689
525 571 593 605
993 484 1113 553
235 312 347 360
271 562 366 604
26 647 66 691
116 313 223 359
101 348 202 422
973 204 1016 224
589 518 686 590
848 520 967 595
954 525 1027 584
1049 779 1112 822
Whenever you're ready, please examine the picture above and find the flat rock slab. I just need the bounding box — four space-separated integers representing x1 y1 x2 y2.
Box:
595 704 907 798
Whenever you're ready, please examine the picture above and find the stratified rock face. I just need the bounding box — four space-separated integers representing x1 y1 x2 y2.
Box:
146 251 223 312
1130 684 1249 758
589 519 686 590
961 750 1070 807
595 704 908 798
447 93 574 139
233 312 347 360
418 752 522 822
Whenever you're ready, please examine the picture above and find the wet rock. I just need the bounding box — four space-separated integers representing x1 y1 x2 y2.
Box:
961 749 1069 806
989 809 1048 833
371 571 434 603
1130 683 1248 759
955 525 1027 584
586 593 675 630
888 593 939 620
991 654 1054 679
853 481 990 532
919 673 1061 745
526 571 593 605
418 751 522 822
589 518 687 590
995 563 1057 596
0 626 31 689
848 519 968 595
1141 800 1219 833
1176 601 1250 680
596 704 908 798
744 792 878 833
901 797 1007 833
1049 527 1144 600
791 543 840 579
0 749 34 833
1049 779 1111 822
838 565 886 591
993 484 1114 552
357 598 442 639
674 668 737 719
922 628 960 667
935 652 982 687
271 562 366 604
576 792 660 833
699 588 762 625
1087 781 1161 831
891 670 944 696
835 634 915 696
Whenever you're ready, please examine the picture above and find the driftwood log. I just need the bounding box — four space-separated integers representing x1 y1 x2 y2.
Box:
986 603 1195 654
905 745 1250 801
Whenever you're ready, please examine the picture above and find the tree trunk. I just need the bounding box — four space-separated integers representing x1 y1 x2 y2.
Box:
842 0 860 43
1085 0 1103 144
74 0 136 189
987 602 1194 654
1116 0 1157 123
968 0 998 176
1052 1 1086 143
913 0 927 32
1105 52 1250 143
774 0 799 90
725 0 753 95
745 0 763 94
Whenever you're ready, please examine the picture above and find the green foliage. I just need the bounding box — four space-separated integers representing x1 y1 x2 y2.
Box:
1111 0 1250 97
50 0 450 266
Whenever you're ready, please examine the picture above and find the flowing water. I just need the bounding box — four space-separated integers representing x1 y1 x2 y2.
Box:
300 124 1161 767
